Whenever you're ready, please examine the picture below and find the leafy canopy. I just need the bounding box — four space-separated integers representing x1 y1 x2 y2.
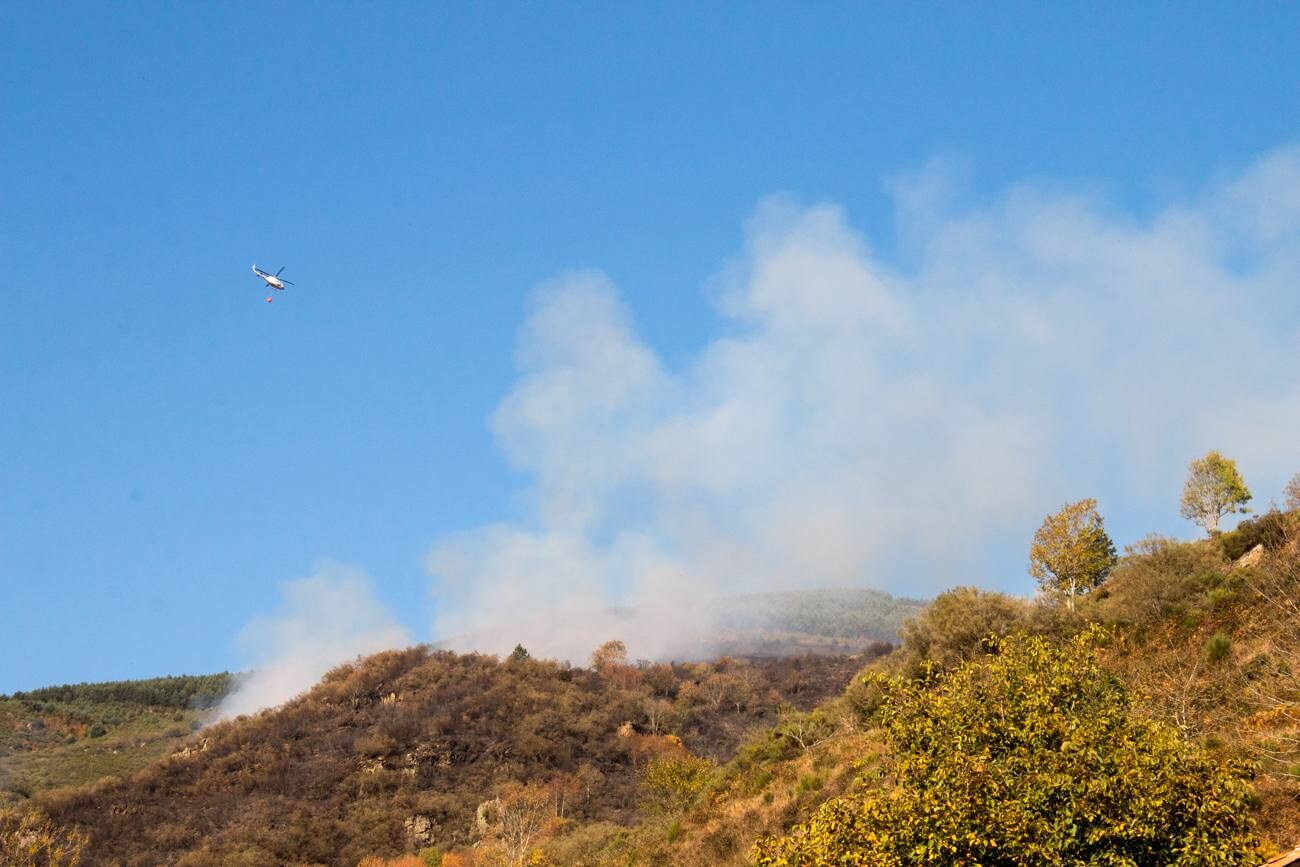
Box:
1029 498 1117 612
753 628 1261 866
1180 451 1252 534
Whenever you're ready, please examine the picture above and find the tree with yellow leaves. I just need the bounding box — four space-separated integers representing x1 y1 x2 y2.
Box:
1029 498 1117 611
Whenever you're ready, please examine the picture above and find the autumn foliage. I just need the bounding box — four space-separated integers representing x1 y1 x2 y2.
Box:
358 856 427 867
0 807 87 867
754 628 1261 866
1029 498 1117 611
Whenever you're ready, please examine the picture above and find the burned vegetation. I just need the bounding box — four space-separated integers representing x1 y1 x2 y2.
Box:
37 647 881 865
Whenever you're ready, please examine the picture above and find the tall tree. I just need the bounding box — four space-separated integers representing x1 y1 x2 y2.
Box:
1028 498 1117 611
1180 451 1252 534
477 782 556 867
590 640 628 673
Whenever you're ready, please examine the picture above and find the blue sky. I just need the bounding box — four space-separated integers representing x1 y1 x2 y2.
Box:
2 4 1299 694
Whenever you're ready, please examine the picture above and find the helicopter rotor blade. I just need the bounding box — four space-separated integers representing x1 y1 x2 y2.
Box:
281 279 295 286
275 267 286 277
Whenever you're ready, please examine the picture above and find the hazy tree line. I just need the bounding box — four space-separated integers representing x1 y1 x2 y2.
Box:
5 672 232 710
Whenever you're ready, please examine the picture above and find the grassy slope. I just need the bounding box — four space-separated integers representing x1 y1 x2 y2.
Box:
0 674 228 805
1093 524 1300 850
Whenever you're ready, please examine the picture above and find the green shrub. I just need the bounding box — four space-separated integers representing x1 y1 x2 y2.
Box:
641 754 716 815
796 774 822 792
754 628 1260 866
1206 587 1236 608
1206 632 1232 665
897 586 1032 673
842 672 887 723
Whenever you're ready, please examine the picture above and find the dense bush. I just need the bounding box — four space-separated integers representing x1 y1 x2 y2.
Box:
1217 509 1293 561
1205 632 1232 664
754 628 1261 866
641 754 716 814
895 585 1032 673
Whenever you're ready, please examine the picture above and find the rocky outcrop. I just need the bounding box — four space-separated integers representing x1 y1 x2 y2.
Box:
1234 543 1266 570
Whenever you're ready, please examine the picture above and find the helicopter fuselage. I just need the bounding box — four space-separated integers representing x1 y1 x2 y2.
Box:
252 266 286 290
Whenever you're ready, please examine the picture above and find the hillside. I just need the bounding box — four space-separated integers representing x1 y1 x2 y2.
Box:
14 519 1300 865
0 674 229 806
34 649 879 865
710 587 925 655
0 585 917 813
532 510 1300 866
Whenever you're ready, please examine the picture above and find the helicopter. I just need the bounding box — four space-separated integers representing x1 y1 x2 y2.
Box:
252 264 295 302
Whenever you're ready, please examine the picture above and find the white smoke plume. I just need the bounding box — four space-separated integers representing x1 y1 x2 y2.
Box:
220 562 410 717
427 146 1300 663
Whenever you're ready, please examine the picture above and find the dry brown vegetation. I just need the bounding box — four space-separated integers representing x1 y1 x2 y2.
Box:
36 648 877 865
1094 517 1300 851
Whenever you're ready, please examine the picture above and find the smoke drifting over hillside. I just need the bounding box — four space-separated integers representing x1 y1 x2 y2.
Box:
221 148 1300 710
220 563 409 718
427 147 1300 662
